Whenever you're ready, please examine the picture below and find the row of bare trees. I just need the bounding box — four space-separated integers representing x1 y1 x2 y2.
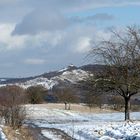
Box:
0 85 46 129
0 84 80 128
53 87 79 110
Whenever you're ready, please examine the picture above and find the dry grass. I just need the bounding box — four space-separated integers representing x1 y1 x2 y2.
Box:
36 103 117 113
3 126 34 140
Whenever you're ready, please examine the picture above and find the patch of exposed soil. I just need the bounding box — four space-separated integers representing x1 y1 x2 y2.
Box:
42 128 75 140
27 123 74 140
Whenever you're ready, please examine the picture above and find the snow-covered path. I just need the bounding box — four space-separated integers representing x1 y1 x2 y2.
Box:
25 104 140 140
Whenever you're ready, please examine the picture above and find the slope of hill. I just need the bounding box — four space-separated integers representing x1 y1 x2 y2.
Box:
18 67 89 89
0 64 102 89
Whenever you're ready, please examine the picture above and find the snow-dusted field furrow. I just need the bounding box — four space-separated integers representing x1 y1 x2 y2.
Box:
25 104 140 140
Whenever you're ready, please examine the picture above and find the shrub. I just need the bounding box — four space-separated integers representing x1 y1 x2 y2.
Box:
26 85 46 104
0 85 26 129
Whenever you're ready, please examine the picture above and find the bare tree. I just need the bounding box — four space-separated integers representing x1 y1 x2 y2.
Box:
54 87 79 110
109 95 124 110
82 89 103 110
0 85 26 128
88 26 140 120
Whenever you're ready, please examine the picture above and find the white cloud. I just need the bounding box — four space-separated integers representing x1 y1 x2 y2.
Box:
0 23 111 55
0 24 26 51
24 58 46 65
29 31 65 47
75 37 91 53
96 30 112 41
0 23 66 52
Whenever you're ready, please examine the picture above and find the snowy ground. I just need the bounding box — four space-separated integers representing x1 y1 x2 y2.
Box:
25 104 140 140
0 127 7 140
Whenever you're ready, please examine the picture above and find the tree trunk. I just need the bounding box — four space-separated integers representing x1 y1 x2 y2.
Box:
64 102 67 110
68 103 71 110
124 97 130 120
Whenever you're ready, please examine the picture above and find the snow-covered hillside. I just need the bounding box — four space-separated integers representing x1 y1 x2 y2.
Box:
18 77 58 89
8 66 89 89
0 64 105 89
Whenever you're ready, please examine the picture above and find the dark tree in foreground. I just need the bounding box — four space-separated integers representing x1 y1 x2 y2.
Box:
87 26 140 120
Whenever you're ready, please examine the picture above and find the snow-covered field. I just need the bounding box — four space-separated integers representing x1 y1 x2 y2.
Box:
25 104 140 140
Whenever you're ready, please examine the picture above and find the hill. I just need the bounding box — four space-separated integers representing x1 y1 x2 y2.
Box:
0 64 104 90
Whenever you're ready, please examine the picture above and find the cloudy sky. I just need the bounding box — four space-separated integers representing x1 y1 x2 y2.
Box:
0 0 140 77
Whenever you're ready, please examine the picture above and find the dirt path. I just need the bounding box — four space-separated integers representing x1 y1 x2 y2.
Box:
28 123 74 140
41 128 76 140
